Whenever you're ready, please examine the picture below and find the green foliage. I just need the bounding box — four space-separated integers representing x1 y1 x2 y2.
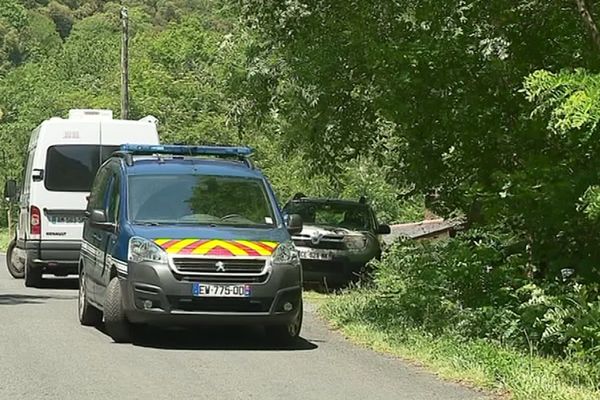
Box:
237 0 600 278
349 232 600 362
524 69 600 137
322 298 600 400
0 0 30 70
45 0 74 39
0 1 421 225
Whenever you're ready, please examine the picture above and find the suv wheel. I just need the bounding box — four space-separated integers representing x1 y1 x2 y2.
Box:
24 261 42 288
104 277 132 343
266 301 303 346
6 239 24 279
78 270 102 326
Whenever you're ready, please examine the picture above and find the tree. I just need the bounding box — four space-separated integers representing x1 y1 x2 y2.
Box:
45 1 74 39
237 0 600 276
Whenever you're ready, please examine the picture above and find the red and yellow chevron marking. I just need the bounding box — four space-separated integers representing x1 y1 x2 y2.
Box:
154 238 278 256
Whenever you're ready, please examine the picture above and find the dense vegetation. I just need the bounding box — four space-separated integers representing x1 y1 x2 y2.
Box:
0 0 422 223
3 1 600 396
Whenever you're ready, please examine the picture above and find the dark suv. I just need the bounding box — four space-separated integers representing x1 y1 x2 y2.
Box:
283 195 390 287
78 144 304 343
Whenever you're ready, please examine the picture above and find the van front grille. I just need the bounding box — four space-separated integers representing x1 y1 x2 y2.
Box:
170 256 269 283
172 257 265 273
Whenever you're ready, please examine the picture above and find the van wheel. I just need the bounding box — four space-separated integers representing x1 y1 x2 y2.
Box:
104 277 131 343
78 270 102 326
6 239 24 279
24 262 42 287
266 302 303 346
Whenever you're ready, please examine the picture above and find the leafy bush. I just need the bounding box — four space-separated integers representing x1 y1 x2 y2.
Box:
360 230 600 361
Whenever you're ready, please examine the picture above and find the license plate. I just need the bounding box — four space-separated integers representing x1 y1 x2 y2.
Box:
192 283 251 297
299 250 333 260
48 215 85 224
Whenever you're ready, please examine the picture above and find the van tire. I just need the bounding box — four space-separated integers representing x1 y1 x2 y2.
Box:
78 270 102 326
104 277 131 343
6 239 24 279
266 302 303 346
24 262 42 287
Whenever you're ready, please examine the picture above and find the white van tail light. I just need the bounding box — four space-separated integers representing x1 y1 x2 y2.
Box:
31 206 41 236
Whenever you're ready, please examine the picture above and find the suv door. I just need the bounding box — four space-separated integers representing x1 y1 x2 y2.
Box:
96 169 121 301
83 165 112 302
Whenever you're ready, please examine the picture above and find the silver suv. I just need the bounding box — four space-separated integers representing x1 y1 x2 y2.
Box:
282 194 390 287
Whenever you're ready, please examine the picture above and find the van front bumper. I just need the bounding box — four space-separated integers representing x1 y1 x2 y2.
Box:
122 260 302 326
20 239 80 274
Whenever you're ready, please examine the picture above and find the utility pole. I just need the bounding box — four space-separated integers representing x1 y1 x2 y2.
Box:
120 6 129 120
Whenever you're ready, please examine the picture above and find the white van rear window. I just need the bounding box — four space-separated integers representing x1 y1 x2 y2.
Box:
44 145 119 192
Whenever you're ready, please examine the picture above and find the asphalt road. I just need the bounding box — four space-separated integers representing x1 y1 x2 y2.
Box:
0 259 484 400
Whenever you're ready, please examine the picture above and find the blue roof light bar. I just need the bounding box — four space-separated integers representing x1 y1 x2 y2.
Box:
119 144 253 157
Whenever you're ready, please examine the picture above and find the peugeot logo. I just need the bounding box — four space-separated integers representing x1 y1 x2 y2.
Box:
215 261 226 272
311 232 323 245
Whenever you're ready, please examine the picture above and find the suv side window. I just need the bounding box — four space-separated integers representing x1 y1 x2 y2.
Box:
107 172 120 223
88 165 112 211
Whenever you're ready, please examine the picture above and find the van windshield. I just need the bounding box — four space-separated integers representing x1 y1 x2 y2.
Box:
44 145 119 192
284 201 373 231
128 174 276 228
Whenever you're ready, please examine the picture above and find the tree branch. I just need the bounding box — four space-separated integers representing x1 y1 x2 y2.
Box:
574 0 600 51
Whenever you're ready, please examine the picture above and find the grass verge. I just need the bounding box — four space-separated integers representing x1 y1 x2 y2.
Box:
0 227 11 252
317 292 600 400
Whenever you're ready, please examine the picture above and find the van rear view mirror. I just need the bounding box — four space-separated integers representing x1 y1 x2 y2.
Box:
89 209 115 231
4 179 17 202
32 169 44 182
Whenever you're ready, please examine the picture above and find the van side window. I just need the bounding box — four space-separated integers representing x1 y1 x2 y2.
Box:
107 173 120 223
88 167 111 211
45 145 100 192
22 148 35 200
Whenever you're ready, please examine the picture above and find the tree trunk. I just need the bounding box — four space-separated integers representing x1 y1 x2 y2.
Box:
574 0 600 51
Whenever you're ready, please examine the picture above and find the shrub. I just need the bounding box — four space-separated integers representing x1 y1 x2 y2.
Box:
367 230 600 360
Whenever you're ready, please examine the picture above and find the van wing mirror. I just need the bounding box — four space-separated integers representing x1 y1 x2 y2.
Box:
4 179 17 202
32 169 44 182
89 209 114 230
286 214 303 235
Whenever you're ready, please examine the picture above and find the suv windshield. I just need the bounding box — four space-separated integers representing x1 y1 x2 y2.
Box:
128 174 276 227
45 145 120 192
285 201 373 231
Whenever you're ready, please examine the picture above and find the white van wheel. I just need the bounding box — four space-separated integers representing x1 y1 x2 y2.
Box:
6 239 24 279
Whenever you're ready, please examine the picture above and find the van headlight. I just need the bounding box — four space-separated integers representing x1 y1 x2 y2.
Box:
344 235 368 251
272 241 299 265
128 237 168 264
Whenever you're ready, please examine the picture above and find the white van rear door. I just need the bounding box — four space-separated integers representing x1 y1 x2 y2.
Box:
36 122 101 242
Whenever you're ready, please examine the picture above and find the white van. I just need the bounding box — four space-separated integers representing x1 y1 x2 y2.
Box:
5 109 160 287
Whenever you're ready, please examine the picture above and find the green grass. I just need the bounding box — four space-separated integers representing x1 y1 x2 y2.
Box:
0 227 11 252
316 293 600 400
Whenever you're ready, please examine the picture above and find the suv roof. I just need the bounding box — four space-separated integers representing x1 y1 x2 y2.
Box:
288 194 370 207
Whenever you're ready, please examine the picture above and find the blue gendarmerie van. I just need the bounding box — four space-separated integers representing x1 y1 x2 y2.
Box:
78 144 304 344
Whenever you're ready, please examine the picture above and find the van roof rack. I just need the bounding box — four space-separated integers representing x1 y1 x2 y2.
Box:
114 144 254 168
